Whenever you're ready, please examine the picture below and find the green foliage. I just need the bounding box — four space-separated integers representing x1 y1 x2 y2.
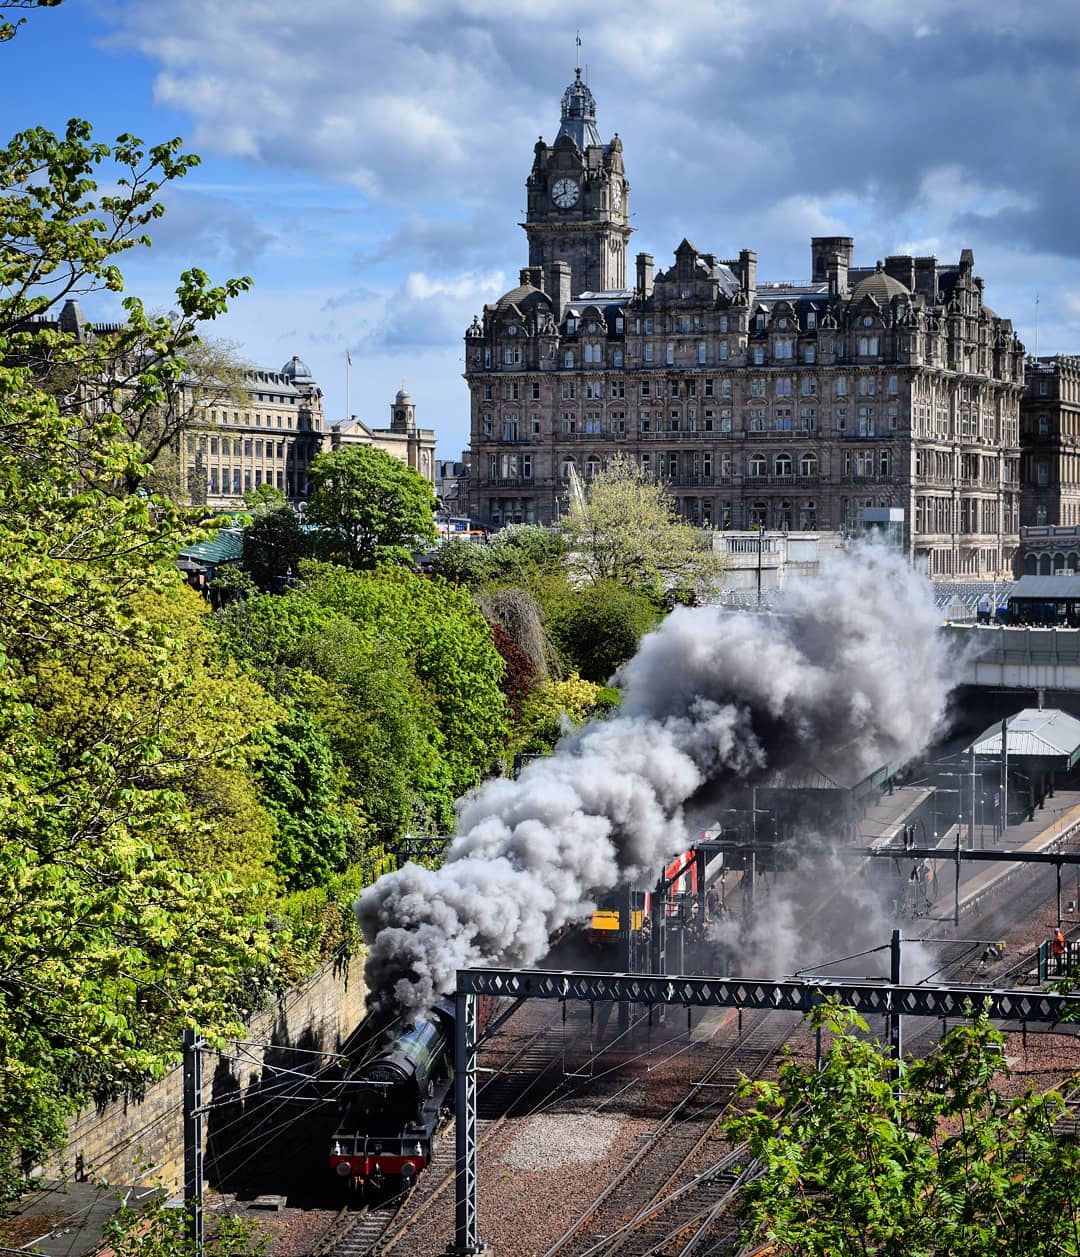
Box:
256 714 357 890
101 1196 268 1257
244 482 286 509
727 1001 1080 1256
429 524 565 589
0 102 281 1198
562 453 724 598
306 445 436 568
215 565 508 847
240 503 311 591
512 673 618 757
276 858 393 976
209 562 256 604
429 536 495 585
543 577 661 682
302 563 508 787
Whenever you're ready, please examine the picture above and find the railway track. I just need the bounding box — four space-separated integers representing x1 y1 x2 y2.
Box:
541 1009 799 1257
310 1000 602 1257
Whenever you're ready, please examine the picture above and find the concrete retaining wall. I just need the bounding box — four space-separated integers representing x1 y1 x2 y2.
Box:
47 952 368 1191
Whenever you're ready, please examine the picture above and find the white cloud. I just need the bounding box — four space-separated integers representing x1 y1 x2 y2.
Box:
72 0 1080 453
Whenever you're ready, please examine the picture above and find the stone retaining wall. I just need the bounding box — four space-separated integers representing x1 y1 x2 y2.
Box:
48 952 367 1191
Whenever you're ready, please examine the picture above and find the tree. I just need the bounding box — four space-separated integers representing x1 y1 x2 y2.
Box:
0 97 265 1194
561 453 724 598
256 714 357 891
511 673 619 757
302 563 508 790
305 445 436 568
1 119 252 498
726 1002 1080 1256
544 578 660 682
244 482 286 510
241 503 311 592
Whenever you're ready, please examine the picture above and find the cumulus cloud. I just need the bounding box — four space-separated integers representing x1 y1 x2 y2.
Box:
84 0 1080 430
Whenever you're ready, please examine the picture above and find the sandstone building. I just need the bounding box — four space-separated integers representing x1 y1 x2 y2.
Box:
182 354 325 508
1020 355 1080 530
464 71 1025 578
328 386 437 484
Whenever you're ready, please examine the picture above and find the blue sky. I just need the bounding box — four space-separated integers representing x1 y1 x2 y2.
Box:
5 0 1080 460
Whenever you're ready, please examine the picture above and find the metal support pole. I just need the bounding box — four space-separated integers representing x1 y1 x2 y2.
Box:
182 1030 204 1257
969 745 977 852
1000 717 1008 834
1057 862 1063 929
619 883 632 1029
651 880 667 1025
451 991 484 1256
889 929 903 1070
954 825 961 927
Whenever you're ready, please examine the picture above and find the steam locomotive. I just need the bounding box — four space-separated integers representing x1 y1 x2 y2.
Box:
329 996 494 1198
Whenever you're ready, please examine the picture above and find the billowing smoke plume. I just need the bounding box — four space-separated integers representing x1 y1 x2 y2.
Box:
357 545 955 1017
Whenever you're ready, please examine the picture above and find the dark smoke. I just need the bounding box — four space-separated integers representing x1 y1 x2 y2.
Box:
356 545 955 1017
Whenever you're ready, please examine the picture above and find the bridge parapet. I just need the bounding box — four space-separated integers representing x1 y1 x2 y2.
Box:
942 624 1080 690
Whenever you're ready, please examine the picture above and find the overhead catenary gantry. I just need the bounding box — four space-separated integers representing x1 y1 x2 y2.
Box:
445 966 1080 1255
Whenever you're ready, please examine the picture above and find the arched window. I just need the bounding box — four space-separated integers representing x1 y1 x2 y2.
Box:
775 499 793 530
584 456 601 481
749 500 767 527
1024 553 1038 575
1039 553 1052 575
775 453 793 477
1054 552 1067 572
1069 552 1080 574
800 452 818 477
748 454 767 477
561 456 575 481
798 500 817 530
1036 505 1048 526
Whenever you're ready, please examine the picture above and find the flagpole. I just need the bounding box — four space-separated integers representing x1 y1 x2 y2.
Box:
1034 294 1040 357
345 350 351 422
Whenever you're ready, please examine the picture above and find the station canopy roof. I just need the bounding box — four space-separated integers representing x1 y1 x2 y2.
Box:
1008 575 1080 601
178 529 244 567
971 708 1080 769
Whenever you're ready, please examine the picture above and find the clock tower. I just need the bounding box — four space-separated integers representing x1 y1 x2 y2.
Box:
523 69 632 294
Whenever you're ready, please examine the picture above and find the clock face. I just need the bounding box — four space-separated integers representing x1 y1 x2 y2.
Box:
611 180 622 210
552 178 580 209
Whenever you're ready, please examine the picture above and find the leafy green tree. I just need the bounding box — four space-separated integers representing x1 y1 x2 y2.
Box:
101 1196 268 1257
727 1002 1080 1256
305 445 436 568
0 97 269 1195
511 673 619 757
240 503 311 591
209 562 257 605
562 453 724 598
216 590 457 844
429 535 496 586
256 714 357 890
303 563 508 789
244 482 286 510
544 578 661 682
1 119 252 498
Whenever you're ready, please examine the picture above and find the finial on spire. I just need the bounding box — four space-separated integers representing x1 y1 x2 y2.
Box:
575 29 581 73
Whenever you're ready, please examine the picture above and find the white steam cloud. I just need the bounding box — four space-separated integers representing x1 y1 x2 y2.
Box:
357 545 955 1017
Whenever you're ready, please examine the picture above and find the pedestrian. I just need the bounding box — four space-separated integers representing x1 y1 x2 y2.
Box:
1053 927 1066 974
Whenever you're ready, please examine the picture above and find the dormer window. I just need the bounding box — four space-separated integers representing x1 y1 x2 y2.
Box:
566 318 577 334
507 324 518 336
